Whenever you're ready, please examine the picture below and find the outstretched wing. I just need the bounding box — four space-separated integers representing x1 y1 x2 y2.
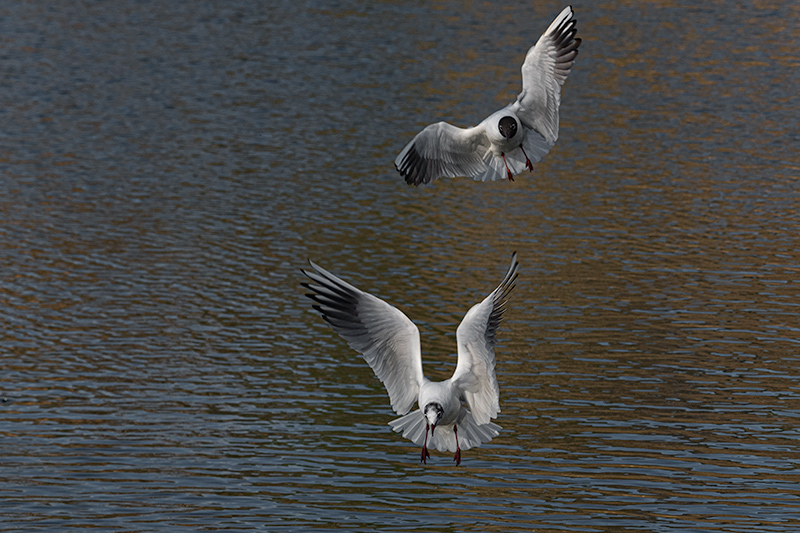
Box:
302 260 424 415
512 6 581 145
394 122 491 186
451 252 519 426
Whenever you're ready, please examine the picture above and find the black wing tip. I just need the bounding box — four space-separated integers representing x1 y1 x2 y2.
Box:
302 263 364 328
300 281 315 294
300 263 324 290
485 253 520 342
396 143 433 186
301 259 358 301
551 6 579 41
301 257 321 277
554 22 578 45
499 252 520 298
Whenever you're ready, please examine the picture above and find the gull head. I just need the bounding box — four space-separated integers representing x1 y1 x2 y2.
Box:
423 402 444 435
498 116 518 140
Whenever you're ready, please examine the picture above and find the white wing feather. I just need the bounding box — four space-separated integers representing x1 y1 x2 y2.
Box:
512 5 581 145
452 253 519 426
394 122 491 186
303 261 424 415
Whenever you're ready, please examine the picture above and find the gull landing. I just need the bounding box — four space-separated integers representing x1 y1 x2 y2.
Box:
302 253 519 465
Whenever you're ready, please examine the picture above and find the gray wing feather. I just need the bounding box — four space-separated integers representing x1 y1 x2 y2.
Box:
513 6 581 145
395 122 491 186
452 253 519 426
302 260 424 415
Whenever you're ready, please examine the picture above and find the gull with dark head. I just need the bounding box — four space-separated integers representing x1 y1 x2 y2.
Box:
302 253 519 465
395 6 581 186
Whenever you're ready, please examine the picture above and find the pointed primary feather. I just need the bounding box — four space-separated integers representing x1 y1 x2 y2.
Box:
302 260 424 415
452 252 519 426
512 5 582 145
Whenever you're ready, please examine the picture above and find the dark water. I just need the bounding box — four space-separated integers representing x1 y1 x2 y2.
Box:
2 1 799 531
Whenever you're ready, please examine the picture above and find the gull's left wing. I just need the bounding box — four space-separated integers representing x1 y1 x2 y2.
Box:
511 6 581 145
452 252 518 426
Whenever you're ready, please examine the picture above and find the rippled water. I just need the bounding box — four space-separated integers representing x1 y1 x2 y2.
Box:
2 0 799 531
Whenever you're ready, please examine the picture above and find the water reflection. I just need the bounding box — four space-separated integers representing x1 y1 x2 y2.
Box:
2 0 800 531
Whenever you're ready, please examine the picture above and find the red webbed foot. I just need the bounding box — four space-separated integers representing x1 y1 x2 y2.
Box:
420 445 431 464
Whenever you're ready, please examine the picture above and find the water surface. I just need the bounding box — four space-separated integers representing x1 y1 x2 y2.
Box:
2 1 799 531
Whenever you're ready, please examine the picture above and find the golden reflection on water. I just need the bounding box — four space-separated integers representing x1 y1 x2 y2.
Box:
2 0 800 531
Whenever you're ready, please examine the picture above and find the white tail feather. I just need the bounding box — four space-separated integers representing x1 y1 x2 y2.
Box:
389 409 501 453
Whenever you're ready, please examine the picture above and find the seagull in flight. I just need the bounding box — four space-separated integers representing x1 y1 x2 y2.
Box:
302 253 519 465
395 6 581 186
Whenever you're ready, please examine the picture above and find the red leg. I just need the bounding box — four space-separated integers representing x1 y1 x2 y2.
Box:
421 422 431 464
519 144 533 171
500 153 515 181
453 424 461 466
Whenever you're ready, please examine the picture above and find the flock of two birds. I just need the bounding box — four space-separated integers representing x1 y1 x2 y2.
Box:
302 7 581 466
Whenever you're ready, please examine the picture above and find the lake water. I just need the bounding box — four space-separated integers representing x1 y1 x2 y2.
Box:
2 1 799 531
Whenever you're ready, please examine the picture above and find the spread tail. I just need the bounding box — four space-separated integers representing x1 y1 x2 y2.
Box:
389 409 501 453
